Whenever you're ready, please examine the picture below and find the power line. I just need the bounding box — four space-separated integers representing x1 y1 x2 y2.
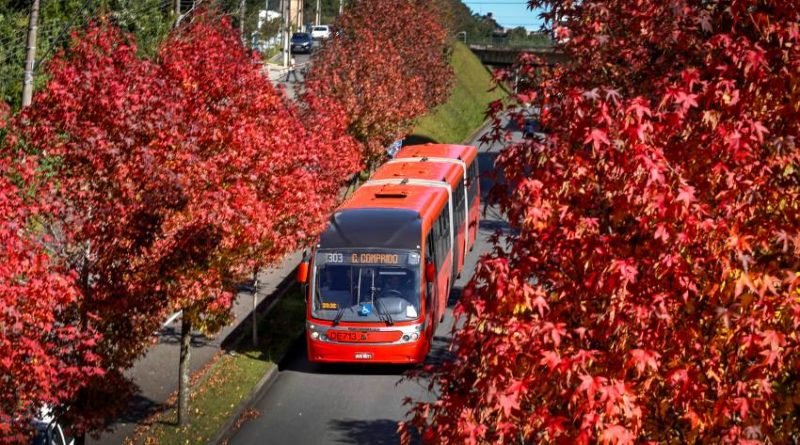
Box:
34 0 95 72
34 0 175 71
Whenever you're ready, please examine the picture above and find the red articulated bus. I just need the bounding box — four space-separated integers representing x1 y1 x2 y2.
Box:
296 143 481 365
299 182 454 364
393 144 480 254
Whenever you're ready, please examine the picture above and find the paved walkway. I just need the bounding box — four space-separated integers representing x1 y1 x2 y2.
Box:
263 52 312 100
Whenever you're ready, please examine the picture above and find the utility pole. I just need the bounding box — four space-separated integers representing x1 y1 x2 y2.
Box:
315 0 320 26
283 0 290 68
173 0 181 28
21 0 40 108
252 268 259 346
239 0 246 42
297 0 303 31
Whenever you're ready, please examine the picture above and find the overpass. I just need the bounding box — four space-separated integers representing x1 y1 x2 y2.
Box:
468 44 567 66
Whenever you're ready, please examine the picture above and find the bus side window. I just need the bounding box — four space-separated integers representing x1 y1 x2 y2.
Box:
468 160 479 200
433 217 440 269
442 202 451 253
454 177 465 227
436 212 446 269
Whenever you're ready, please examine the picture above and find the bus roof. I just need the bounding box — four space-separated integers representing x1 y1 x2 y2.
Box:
370 160 463 185
342 183 448 216
320 184 449 250
394 144 478 165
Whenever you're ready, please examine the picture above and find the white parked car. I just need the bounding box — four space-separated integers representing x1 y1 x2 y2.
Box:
310 25 331 40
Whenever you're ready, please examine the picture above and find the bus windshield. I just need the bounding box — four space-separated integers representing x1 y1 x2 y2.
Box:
312 250 421 323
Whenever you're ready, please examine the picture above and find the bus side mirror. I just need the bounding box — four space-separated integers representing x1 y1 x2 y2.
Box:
425 260 436 283
297 251 310 284
297 261 309 284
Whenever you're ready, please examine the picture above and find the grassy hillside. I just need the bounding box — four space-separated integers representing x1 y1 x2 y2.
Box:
412 41 506 144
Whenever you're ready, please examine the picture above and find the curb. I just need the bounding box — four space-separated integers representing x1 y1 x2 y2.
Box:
462 117 495 145
207 265 302 445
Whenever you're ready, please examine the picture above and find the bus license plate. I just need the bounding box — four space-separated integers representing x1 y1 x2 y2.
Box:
355 352 373 360
328 331 369 342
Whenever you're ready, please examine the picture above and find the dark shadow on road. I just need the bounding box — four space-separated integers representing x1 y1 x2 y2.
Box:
505 118 523 132
112 394 164 425
448 285 463 308
424 334 455 368
479 216 511 235
156 329 213 348
278 335 415 377
478 150 503 202
329 418 418 445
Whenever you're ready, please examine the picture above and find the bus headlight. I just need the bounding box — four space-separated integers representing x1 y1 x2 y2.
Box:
310 331 320 340
402 333 420 342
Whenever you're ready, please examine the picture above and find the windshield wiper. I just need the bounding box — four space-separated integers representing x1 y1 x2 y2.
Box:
332 307 346 326
370 278 393 326
375 299 393 326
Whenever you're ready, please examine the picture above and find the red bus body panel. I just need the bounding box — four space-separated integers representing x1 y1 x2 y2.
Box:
306 183 450 364
307 145 481 365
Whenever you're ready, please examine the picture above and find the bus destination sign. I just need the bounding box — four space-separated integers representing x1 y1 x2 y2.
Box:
351 253 399 264
318 251 404 265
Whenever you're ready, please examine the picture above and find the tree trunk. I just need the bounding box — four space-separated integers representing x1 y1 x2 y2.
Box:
252 267 259 347
177 316 192 426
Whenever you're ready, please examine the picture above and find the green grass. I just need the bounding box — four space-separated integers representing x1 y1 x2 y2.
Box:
413 41 507 144
133 288 307 445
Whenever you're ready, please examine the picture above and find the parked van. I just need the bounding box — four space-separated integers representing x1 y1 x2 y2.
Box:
311 25 331 40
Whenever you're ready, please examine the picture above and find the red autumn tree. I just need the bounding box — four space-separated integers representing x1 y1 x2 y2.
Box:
0 154 102 442
405 0 800 443
15 11 359 431
306 0 452 170
157 11 359 424
12 24 182 434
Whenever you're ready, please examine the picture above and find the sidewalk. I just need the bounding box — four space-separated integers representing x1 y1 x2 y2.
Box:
88 251 303 445
264 62 306 100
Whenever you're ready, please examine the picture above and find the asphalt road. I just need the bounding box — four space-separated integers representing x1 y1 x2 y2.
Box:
228 128 508 445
